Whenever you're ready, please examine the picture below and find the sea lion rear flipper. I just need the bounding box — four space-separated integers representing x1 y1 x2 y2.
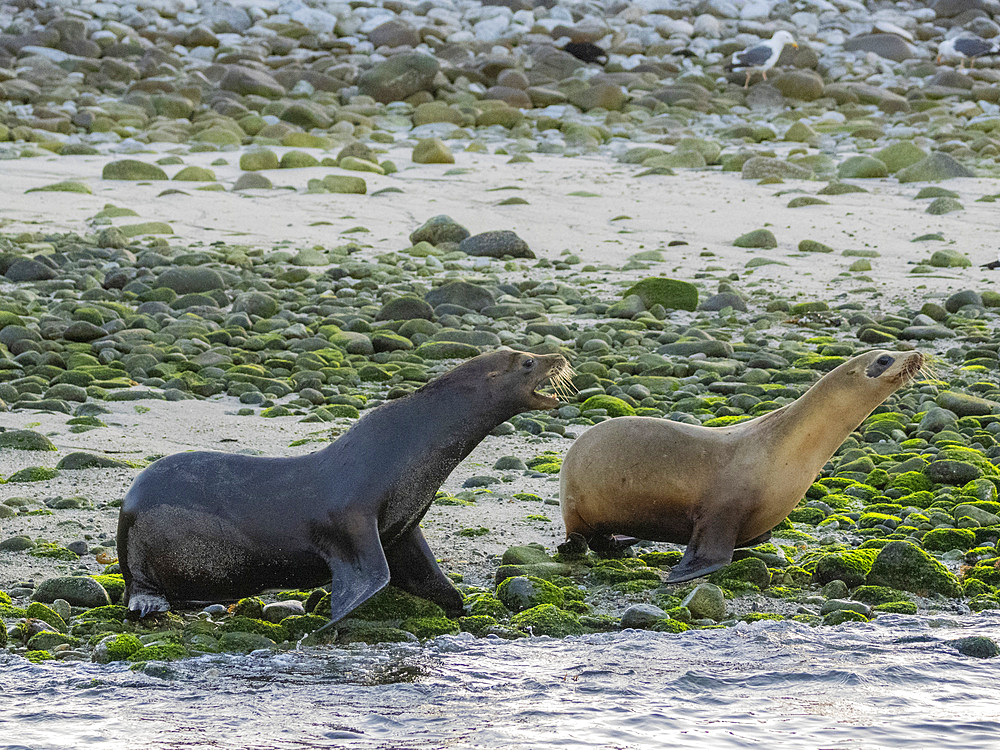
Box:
666 515 739 583
385 526 464 617
323 520 391 625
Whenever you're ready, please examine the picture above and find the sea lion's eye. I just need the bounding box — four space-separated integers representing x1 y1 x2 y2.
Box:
522 358 535 369
866 354 895 378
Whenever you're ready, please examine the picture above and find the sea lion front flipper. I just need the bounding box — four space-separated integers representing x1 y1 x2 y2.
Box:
385 526 464 617
666 515 740 583
323 519 391 625
738 530 772 548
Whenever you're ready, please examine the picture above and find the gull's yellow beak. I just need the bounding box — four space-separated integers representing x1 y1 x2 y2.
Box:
792 42 799 48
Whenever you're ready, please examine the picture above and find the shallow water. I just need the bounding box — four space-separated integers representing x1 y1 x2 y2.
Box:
3 615 999 750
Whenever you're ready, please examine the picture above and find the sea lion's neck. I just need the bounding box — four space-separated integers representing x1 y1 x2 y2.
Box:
755 377 881 479
322 379 517 504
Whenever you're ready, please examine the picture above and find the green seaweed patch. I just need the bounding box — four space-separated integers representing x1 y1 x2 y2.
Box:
25 650 55 663
823 610 869 625
457 526 490 537
91 574 125 603
7 466 60 483
851 585 911 605
102 633 143 661
221 616 289 643
702 415 753 427
639 550 684 568
401 616 459 639
513 492 543 503
29 542 79 561
740 612 784 623
128 642 188 662
651 618 691 633
526 452 563 473
873 601 917 615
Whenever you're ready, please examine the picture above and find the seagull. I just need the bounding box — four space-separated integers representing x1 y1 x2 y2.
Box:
937 36 999 69
726 30 798 88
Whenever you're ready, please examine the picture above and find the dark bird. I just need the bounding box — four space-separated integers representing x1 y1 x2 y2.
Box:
937 36 999 69
726 30 797 88
982 256 1000 270
561 41 608 64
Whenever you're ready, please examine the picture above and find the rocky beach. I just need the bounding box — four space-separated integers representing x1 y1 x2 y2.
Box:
1 0 1000 719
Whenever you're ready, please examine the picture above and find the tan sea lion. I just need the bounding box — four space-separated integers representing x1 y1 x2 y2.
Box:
560 350 923 582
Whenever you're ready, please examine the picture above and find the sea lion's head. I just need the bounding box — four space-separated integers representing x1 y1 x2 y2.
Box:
487 349 574 411
843 349 924 398
442 349 573 413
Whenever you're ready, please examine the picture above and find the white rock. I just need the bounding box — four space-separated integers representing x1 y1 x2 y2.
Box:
700 0 740 20
290 7 339 34
473 15 510 42
740 1 773 20
693 14 722 38
655 18 694 36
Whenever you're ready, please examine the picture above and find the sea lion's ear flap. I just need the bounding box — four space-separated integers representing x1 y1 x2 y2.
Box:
486 369 501 379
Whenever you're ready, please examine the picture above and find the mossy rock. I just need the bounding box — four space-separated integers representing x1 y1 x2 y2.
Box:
239 149 279 171
26 180 92 194
221 616 289 642
172 166 216 181
26 602 67 632
0 429 56 451
823 609 869 625
812 548 878 588
217 631 278 652
866 541 961 597
7 466 59 482
129 642 189 662
580 395 635 417
851 585 910 605
412 138 455 164
837 155 888 179
709 557 770 589
28 631 80 650
897 152 974 183
97 633 143 662
322 175 367 194
509 604 583 638
734 229 777 249
622 277 698 311
876 142 927 173
798 239 834 253
348 585 445 621
91 574 125 603
926 197 963 215
279 150 320 169
922 527 976 551
102 160 168 180
497 575 565 612
400 616 459 639
34 576 111 608
414 341 480 359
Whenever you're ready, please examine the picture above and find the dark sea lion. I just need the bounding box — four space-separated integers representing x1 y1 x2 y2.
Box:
119 349 573 621
560 350 923 582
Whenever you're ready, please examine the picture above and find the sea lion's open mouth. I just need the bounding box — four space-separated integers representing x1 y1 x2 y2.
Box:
531 356 576 409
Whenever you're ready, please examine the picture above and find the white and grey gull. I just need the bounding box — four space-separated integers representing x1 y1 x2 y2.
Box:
937 36 999 69
726 30 798 88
